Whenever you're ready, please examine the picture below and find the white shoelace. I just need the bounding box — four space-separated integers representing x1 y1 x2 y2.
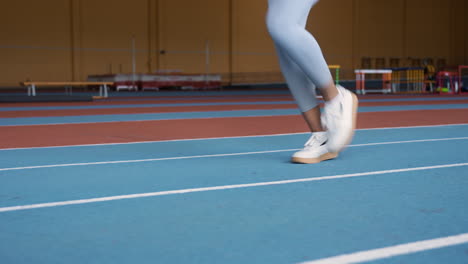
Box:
304 132 327 149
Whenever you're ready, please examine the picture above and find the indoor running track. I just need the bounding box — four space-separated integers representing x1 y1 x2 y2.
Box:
1 92 468 264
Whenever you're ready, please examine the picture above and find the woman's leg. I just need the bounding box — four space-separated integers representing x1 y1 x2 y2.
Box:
267 0 358 162
270 0 324 132
267 0 332 163
275 47 324 132
266 0 338 97
267 0 338 133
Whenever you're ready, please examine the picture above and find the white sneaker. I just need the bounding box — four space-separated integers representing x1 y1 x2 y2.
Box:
291 132 338 164
322 85 359 153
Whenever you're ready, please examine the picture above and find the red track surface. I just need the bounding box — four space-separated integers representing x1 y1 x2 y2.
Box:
1 94 467 108
2 100 468 118
0 97 295 108
1 109 467 149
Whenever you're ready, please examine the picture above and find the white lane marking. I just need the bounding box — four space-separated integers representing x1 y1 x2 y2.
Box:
0 162 466 213
0 149 298 172
348 137 468 147
1 123 467 151
1 137 468 172
298 233 468 264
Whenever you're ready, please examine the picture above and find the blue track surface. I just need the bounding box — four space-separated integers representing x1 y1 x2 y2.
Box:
1 124 468 263
1 104 468 126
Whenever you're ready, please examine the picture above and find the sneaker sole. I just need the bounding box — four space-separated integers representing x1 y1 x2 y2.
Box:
291 152 338 164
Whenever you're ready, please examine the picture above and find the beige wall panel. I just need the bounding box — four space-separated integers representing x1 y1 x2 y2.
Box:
158 0 230 74
406 0 452 60
148 0 159 73
355 0 405 61
0 0 72 85
451 0 466 65
308 0 354 77
465 0 468 64
231 0 278 74
79 0 149 78
231 54 279 73
0 0 464 87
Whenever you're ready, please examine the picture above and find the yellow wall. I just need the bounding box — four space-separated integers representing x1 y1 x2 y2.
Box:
0 0 73 85
157 0 230 74
465 0 468 64
406 0 451 59
309 0 354 70
0 0 466 86
77 0 150 78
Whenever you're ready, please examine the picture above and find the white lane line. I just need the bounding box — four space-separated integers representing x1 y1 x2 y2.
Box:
0 149 298 172
1 123 467 151
348 137 468 147
1 137 468 172
0 162 466 213
299 233 468 264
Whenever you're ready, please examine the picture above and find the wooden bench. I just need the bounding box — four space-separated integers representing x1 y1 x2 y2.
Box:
20 81 114 98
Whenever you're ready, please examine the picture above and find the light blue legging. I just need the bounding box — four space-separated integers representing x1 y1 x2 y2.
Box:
266 0 333 112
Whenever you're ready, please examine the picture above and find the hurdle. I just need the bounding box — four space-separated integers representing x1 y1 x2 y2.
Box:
459 65 468 94
390 67 425 93
436 71 459 94
328 65 341 85
354 69 392 95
